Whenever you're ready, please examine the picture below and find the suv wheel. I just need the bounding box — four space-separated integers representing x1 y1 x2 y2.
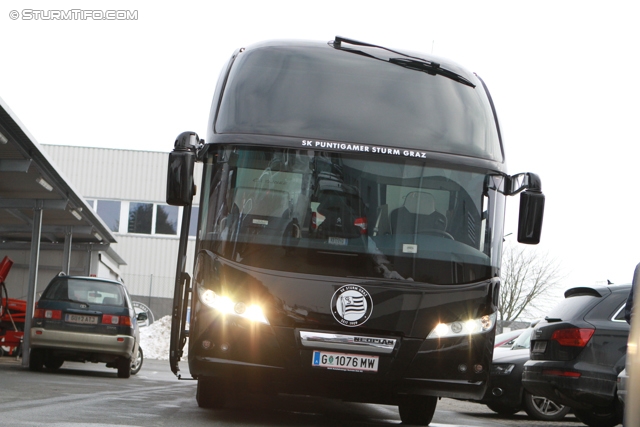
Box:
574 401 623 427
398 395 437 426
486 402 520 415
522 391 570 421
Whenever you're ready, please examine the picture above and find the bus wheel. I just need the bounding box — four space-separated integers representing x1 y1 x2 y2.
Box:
398 395 437 426
196 377 226 409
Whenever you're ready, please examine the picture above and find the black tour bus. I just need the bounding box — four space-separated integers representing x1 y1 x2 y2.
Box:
166 36 545 425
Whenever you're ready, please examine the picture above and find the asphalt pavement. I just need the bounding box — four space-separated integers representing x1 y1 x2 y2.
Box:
0 355 583 427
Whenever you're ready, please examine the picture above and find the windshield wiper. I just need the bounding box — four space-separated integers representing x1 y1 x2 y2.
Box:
62 298 89 306
388 58 475 87
332 36 476 88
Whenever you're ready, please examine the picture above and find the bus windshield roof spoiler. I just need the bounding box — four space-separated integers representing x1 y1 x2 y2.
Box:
331 36 476 88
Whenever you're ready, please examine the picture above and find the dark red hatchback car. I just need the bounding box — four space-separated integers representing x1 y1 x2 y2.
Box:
522 284 630 427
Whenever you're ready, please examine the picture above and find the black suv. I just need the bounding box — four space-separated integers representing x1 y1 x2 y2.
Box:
522 284 630 427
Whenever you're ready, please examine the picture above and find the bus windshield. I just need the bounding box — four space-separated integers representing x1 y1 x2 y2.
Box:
215 43 503 162
198 145 505 285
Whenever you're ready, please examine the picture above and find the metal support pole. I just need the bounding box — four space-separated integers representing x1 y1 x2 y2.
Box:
62 226 72 274
85 244 92 276
148 274 153 307
22 202 43 368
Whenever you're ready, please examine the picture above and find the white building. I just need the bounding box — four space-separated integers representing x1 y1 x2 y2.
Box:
44 145 202 320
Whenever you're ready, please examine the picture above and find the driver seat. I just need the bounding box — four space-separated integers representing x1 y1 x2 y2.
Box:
390 192 447 234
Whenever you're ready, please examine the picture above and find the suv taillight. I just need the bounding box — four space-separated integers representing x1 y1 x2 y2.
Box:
551 328 595 347
542 369 581 378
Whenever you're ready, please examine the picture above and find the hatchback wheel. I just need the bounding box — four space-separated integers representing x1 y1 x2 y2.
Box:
44 356 64 370
131 347 143 375
522 391 570 421
116 357 131 378
29 349 44 371
398 395 437 426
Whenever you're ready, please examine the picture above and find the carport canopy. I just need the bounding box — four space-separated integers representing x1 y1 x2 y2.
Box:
0 96 123 367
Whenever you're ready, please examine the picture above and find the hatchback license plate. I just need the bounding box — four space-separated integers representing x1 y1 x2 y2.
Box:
328 237 348 246
65 314 98 325
312 350 378 372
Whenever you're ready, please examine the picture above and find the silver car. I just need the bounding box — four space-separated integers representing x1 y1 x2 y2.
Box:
29 274 144 378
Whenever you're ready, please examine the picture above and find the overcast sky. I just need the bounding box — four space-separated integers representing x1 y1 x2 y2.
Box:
1 1 639 312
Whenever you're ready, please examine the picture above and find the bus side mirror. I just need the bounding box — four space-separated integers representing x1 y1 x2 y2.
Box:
517 190 545 244
166 132 198 206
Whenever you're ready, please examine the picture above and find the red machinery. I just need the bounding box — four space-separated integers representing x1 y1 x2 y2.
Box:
1 256 25 357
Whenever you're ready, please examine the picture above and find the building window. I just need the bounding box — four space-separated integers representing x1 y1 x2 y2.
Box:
189 206 199 237
96 200 121 232
128 202 153 234
156 205 179 235
91 199 198 237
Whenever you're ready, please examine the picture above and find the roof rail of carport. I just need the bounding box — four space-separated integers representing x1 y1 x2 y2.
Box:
0 96 117 245
0 95 127 369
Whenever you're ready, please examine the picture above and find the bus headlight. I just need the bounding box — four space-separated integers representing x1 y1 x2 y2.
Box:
198 287 269 325
426 313 496 339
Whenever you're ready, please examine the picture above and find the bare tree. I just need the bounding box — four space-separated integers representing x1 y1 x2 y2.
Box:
498 243 563 331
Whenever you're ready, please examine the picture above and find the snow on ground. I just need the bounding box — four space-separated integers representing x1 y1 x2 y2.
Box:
139 315 188 360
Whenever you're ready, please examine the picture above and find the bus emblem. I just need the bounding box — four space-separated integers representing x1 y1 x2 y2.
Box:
331 285 373 327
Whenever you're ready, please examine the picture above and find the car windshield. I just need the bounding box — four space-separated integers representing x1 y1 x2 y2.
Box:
495 330 521 347
511 327 534 350
41 278 126 306
198 145 506 285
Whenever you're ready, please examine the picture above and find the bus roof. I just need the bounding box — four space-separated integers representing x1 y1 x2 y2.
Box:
210 37 504 163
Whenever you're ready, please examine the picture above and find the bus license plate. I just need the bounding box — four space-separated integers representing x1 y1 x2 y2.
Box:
312 351 378 372
65 314 98 325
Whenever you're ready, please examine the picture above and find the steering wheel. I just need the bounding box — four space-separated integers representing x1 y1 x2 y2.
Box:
420 229 454 240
